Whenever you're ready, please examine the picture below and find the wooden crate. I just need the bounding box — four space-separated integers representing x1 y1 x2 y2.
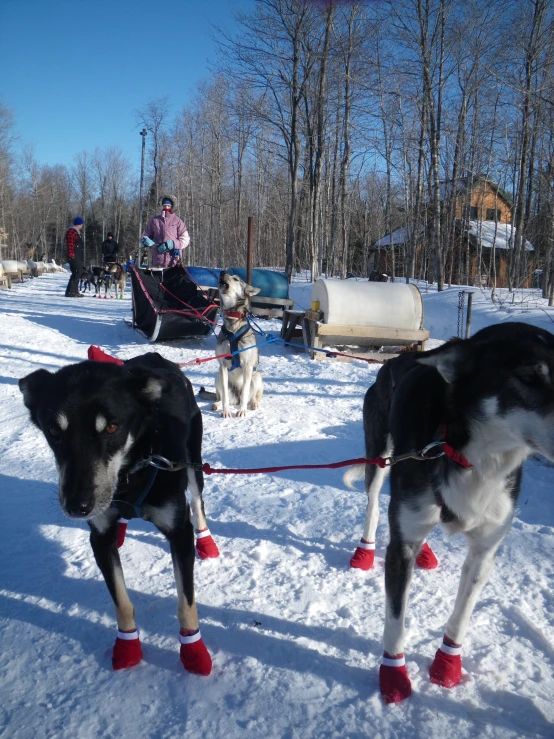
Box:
301 312 429 362
250 295 295 319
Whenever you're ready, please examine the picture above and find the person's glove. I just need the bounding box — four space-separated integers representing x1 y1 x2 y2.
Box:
157 240 175 254
140 236 156 248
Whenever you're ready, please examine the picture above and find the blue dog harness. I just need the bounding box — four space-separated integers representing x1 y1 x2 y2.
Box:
220 323 252 371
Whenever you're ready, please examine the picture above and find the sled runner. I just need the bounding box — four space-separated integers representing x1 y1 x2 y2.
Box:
130 264 218 342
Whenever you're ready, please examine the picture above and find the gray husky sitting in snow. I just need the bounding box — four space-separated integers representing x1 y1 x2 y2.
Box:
212 271 264 419
345 322 554 704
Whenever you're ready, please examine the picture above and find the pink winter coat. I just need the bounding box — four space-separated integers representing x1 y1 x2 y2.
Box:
142 211 191 267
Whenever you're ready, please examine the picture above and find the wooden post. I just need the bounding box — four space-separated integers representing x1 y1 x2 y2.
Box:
465 291 473 339
247 216 254 286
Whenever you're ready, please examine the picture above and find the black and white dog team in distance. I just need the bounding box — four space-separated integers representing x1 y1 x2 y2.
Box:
212 271 264 418
345 322 554 703
19 352 219 675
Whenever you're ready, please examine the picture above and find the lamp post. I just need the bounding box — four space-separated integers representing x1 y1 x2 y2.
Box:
138 128 147 266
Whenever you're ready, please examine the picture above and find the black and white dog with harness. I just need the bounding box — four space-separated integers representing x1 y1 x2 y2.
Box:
19 351 218 675
212 271 264 418
345 322 554 703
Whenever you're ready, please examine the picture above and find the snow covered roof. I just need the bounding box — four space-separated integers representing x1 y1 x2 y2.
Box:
465 220 534 252
372 220 534 252
373 227 415 247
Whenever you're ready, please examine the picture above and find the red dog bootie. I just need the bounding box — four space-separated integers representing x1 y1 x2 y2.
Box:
116 518 128 549
196 528 220 559
179 629 212 676
416 541 438 569
112 629 142 670
88 345 124 366
350 539 375 570
430 635 462 688
380 653 412 704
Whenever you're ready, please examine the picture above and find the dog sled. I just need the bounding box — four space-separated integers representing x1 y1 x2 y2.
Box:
130 264 218 342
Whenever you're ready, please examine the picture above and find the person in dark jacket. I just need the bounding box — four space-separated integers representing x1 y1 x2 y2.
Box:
102 232 119 263
65 217 85 297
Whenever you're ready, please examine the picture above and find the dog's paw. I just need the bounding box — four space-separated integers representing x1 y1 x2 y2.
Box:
112 630 142 670
179 630 212 676
380 656 412 704
350 545 374 570
430 638 462 688
116 518 128 549
221 410 233 419
196 529 220 559
236 409 247 418
416 542 438 569
250 402 260 410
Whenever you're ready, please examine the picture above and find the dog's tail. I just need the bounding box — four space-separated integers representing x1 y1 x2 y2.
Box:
343 464 366 489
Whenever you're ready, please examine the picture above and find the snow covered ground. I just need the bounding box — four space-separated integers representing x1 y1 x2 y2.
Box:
0 273 553 738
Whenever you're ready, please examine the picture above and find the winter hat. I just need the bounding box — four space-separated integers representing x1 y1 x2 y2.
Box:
107 232 113 238
73 217 84 225
161 196 174 209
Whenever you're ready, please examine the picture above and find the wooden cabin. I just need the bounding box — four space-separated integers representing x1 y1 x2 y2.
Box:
369 177 534 287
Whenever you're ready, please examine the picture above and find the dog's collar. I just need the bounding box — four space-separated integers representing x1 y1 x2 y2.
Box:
224 310 247 319
442 427 472 468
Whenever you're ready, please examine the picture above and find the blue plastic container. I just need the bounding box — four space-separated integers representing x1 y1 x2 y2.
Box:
185 266 221 288
227 268 289 299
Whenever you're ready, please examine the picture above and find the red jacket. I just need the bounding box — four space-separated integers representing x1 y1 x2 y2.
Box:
65 227 82 260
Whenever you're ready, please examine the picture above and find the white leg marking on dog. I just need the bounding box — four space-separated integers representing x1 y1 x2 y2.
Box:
383 546 417 657
172 559 199 632
113 562 136 631
238 364 254 417
219 364 232 418
187 475 207 531
362 444 392 542
445 507 514 644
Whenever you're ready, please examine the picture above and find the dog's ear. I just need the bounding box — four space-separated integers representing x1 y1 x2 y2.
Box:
417 339 473 384
19 369 52 410
125 368 171 405
245 285 261 297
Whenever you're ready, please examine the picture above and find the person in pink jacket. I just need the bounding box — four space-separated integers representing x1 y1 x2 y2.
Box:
140 196 191 267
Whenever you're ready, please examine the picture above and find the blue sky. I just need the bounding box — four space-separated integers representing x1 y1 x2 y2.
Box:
1 0 250 167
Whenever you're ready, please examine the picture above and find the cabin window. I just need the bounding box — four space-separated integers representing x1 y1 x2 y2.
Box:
486 208 501 222
462 205 479 220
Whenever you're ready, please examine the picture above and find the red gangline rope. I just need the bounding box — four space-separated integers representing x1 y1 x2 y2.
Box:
158 282 217 324
201 456 386 475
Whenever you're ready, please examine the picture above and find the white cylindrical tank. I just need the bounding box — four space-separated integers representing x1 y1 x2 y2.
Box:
310 279 424 331
2 260 20 273
17 261 30 274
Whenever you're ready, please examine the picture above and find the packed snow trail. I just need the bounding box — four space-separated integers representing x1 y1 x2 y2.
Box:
0 273 553 738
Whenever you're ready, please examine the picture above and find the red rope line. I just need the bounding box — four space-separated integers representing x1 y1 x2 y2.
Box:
158 282 217 324
179 352 232 367
201 456 386 475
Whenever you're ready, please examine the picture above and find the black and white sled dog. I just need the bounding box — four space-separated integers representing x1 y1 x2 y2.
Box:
212 271 264 418
19 353 217 675
345 322 554 703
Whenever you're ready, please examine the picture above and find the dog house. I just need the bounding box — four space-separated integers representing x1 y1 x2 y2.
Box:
130 265 218 342
295 279 429 361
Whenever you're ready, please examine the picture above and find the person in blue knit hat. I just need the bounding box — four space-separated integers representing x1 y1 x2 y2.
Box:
65 217 85 297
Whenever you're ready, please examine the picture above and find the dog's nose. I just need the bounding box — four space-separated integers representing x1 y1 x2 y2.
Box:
65 497 94 518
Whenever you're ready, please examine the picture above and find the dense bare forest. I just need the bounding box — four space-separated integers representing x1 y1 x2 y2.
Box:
1 0 554 291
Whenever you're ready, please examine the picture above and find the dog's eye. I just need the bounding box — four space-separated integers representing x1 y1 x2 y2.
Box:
515 366 543 386
48 426 61 438
104 423 118 435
